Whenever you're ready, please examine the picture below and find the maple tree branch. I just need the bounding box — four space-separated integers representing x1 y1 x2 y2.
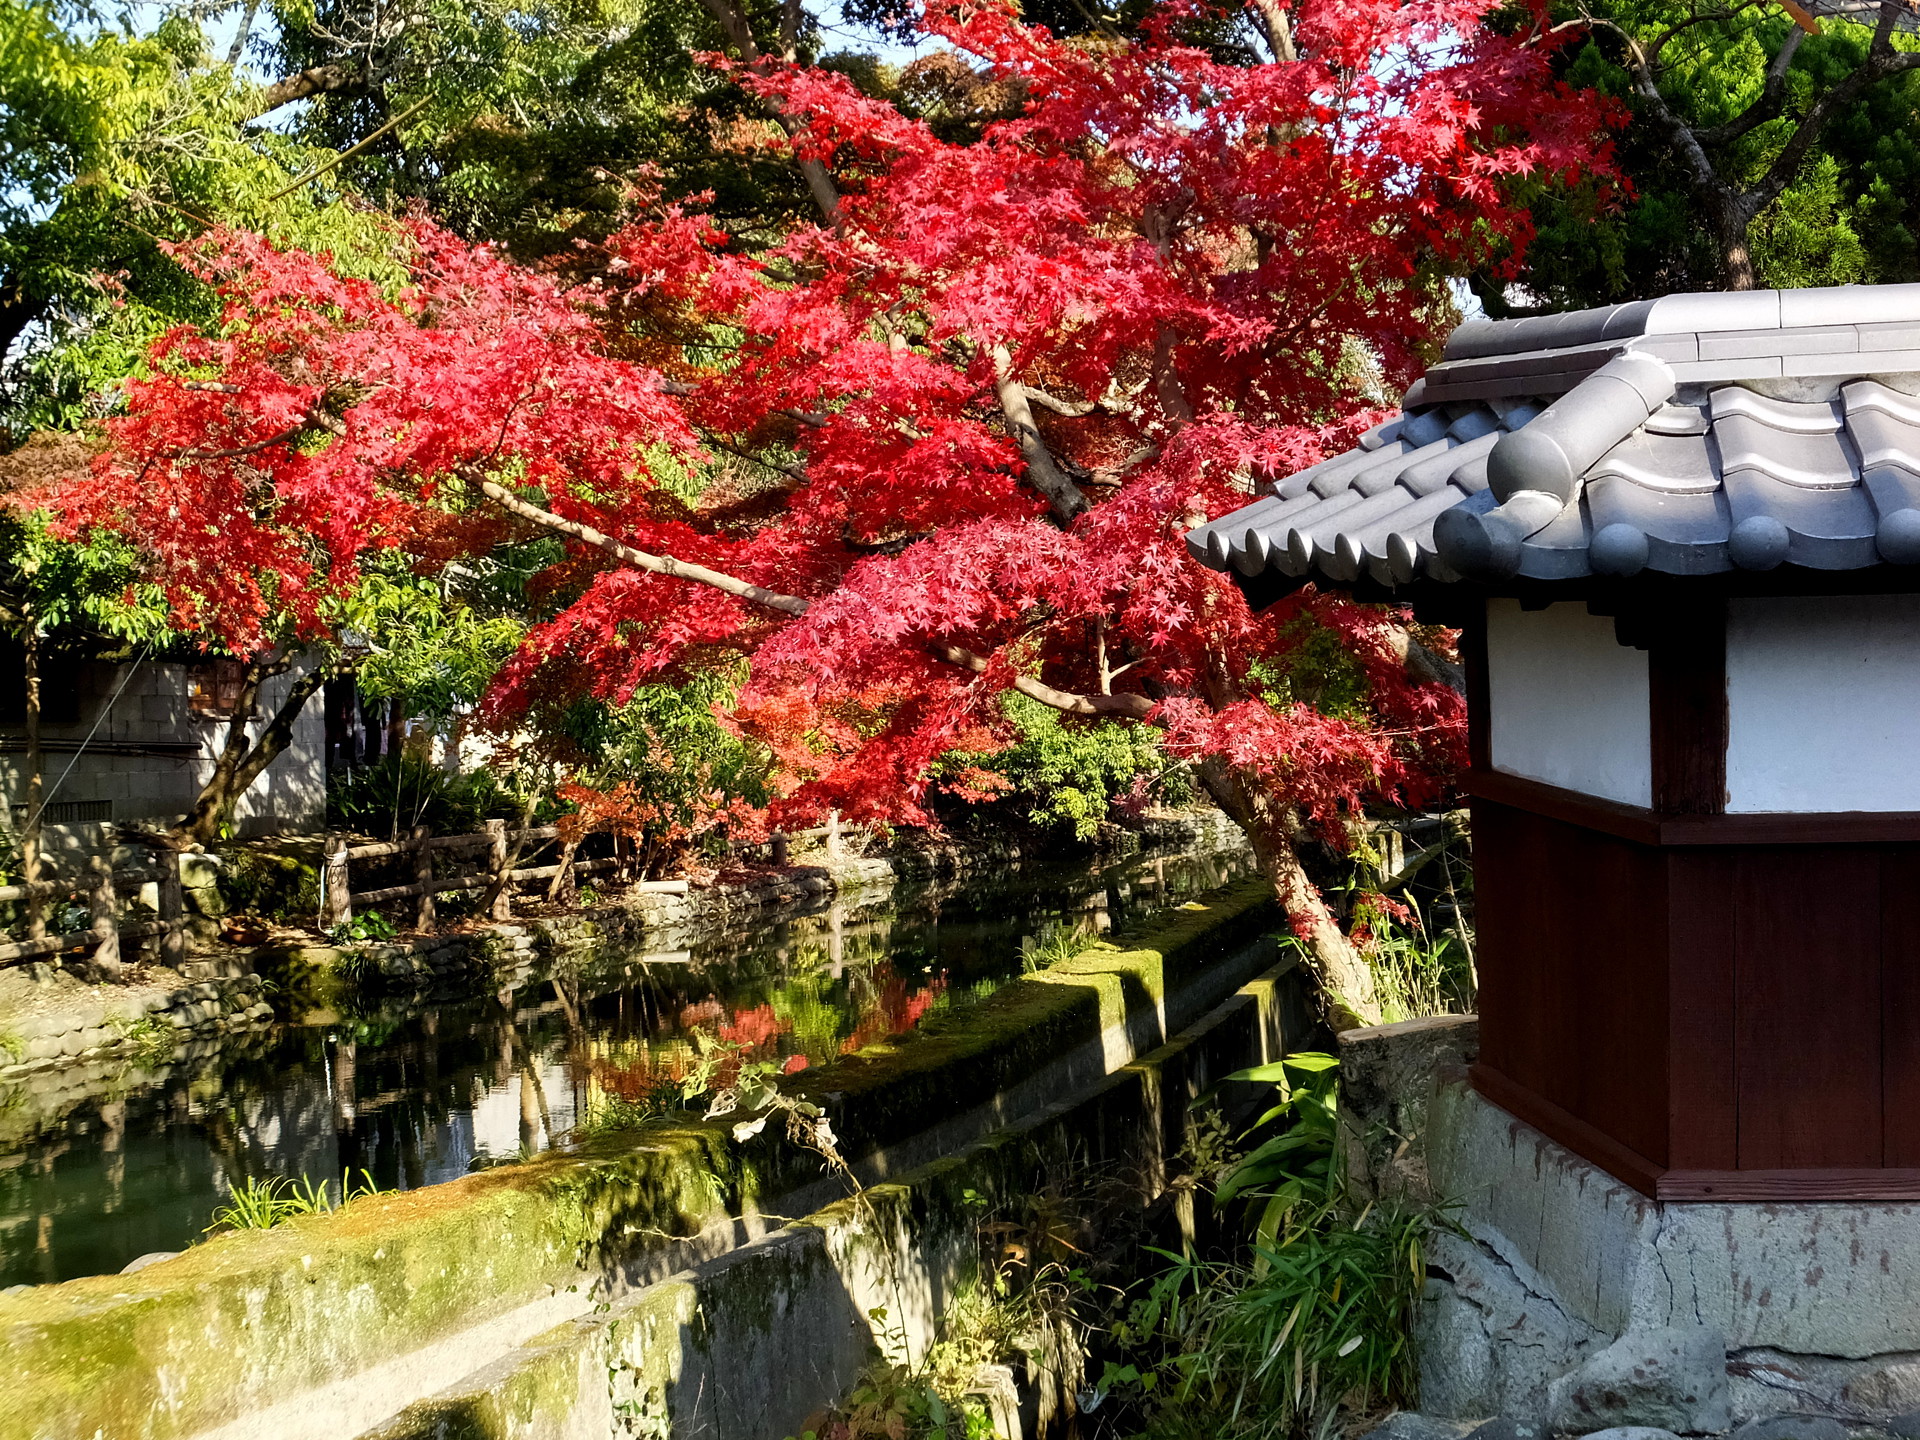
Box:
695 0 843 230
991 346 1090 523
476 477 812 615
929 644 1156 719
481 477 1152 720
1249 0 1298 62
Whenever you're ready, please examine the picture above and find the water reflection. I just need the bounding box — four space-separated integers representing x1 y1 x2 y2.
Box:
0 842 1249 1286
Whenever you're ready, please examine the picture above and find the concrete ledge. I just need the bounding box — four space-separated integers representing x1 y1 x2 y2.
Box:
0 877 1282 1440
358 959 1306 1440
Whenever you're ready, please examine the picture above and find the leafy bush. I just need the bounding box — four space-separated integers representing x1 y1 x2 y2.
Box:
937 693 1188 840
326 753 522 840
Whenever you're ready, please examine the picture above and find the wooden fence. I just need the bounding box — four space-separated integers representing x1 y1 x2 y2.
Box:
321 810 855 932
0 853 186 975
321 822 689 932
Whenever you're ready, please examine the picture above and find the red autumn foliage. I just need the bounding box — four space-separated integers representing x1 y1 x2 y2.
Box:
37 0 1618 1015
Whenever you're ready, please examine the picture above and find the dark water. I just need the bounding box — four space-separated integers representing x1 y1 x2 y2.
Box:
0 843 1251 1288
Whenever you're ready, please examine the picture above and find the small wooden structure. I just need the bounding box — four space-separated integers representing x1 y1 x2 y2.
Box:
0 842 186 975
1190 283 1920 1202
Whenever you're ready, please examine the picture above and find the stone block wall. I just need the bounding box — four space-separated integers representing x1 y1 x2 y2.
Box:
0 659 324 835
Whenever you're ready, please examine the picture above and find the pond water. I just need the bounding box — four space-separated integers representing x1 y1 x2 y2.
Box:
0 841 1252 1288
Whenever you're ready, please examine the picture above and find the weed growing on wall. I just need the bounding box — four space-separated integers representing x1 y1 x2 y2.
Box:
205 1169 386 1233
108 1013 176 1065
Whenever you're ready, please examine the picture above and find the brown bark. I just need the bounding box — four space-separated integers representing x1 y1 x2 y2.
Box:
174 654 331 846
1593 0 1920 290
1196 754 1382 1028
252 64 366 117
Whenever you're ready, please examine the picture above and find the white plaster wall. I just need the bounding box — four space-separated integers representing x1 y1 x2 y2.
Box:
1485 598 1651 807
1726 593 1920 813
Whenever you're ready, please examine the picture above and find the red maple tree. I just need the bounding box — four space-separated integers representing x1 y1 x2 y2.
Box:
42 0 1616 1021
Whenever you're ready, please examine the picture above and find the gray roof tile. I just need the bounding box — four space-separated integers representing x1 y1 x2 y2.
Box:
1188 282 1920 591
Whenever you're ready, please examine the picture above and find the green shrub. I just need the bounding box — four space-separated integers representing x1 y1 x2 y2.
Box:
1097 1054 1440 1439
936 693 1189 840
219 847 320 923
326 753 521 840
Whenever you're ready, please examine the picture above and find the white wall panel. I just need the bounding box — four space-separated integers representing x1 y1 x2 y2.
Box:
1726 593 1920 813
1486 598 1652 807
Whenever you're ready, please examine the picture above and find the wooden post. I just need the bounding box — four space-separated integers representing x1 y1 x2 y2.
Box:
21 610 44 942
826 809 842 863
485 819 511 921
322 835 351 929
545 835 580 905
770 832 789 867
159 852 186 968
412 825 435 931
87 852 122 980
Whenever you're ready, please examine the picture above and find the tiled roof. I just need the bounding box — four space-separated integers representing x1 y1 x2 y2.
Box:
1185 284 1920 589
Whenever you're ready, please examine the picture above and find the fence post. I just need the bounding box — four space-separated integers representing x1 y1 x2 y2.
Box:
159 853 186 967
770 832 789 867
322 835 351 930
87 852 122 981
413 825 435 931
485 819 512 921
826 809 842 862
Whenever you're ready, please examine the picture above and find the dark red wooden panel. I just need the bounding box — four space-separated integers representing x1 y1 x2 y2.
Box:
1667 850 1737 1171
1648 602 1727 816
1471 799 1670 1168
1734 848 1883 1170
1883 849 1920 1166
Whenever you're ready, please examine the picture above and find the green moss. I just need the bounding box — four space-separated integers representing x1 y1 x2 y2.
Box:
0 877 1277 1440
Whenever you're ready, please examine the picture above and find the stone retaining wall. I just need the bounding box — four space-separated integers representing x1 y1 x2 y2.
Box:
0 972 273 1074
0 875 1283 1440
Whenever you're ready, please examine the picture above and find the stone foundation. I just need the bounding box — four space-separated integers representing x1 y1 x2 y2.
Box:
1344 1017 1920 1433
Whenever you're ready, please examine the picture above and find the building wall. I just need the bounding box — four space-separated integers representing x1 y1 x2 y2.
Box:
1726 592 1920 813
0 659 325 836
1485 598 1652 807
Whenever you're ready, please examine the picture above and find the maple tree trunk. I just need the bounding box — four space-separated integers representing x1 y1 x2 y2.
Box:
1196 755 1382 1029
174 656 330 847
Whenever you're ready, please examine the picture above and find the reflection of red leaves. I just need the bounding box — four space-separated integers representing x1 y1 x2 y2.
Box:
839 975 946 1054
718 1003 785 1050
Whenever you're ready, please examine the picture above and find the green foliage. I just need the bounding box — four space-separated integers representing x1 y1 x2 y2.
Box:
938 692 1181 840
108 1013 177 1064
1487 0 1920 303
1246 617 1372 722
205 1168 385 1233
326 752 524 839
339 547 547 720
1098 1055 1438 1439
220 847 320 924
325 909 396 947
1359 897 1477 1025
0 1 409 436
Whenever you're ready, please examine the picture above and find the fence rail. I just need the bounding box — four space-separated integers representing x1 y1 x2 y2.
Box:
321 821 687 932
0 847 186 974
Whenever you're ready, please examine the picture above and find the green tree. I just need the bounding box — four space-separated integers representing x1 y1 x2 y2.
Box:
1478 0 1920 304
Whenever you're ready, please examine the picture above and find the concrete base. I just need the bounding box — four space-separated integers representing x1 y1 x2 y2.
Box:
1422 1072 1920 1426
